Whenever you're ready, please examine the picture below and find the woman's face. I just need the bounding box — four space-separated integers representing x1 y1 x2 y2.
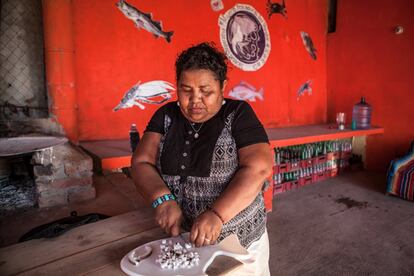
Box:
177 69 226 123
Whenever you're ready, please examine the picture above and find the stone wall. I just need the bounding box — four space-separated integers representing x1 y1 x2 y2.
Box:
32 142 95 208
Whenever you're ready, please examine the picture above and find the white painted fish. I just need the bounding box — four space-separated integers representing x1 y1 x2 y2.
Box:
114 80 175 111
228 81 264 102
297 80 312 100
116 0 174 43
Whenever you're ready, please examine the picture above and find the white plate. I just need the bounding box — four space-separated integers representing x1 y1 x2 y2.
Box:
120 233 250 276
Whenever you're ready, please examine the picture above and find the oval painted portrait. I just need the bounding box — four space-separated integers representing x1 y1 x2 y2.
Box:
219 4 271 71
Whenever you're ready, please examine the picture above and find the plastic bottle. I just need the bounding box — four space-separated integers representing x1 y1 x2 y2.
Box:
129 124 140 153
352 97 372 129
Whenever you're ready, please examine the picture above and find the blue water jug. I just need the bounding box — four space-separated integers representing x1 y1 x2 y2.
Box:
352 97 372 129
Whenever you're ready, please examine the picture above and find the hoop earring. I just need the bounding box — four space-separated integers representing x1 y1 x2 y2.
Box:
177 101 180 107
222 99 226 105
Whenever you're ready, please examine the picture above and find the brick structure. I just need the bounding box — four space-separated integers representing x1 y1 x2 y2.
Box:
32 143 95 208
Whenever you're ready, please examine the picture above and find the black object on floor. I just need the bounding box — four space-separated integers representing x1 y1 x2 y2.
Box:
18 211 110 242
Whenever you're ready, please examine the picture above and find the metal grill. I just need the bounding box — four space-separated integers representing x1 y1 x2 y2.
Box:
0 0 48 119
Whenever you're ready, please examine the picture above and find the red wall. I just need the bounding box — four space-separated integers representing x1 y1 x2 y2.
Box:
327 0 414 171
72 0 328 140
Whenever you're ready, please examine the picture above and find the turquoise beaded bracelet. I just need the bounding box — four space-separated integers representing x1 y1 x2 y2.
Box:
151 194 176 208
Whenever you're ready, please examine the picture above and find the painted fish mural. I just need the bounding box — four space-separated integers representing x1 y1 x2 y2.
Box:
300 31 317 60
267 0 287 19
297 80 312 100
114 80 175 111
116 0 174 43
228 81 264 102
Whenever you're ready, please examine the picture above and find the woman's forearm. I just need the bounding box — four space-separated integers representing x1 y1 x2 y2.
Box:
131 160 171 203
130 132 171 203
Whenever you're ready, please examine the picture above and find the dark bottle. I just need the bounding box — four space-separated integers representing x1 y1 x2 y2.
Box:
129 124 140 153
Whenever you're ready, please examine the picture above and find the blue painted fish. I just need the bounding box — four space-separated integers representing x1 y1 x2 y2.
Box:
228 81 264 102
116 0 174 43
114 80 175 111
267 0 287 19
297 80 312 100
300 31 317 60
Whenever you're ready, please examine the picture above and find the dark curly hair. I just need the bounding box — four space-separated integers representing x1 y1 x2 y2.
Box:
175 42 228 88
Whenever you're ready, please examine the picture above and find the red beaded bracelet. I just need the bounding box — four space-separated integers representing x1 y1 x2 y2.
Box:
209 207 225 224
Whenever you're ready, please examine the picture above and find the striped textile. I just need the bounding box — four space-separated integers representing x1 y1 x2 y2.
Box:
386 142 414 201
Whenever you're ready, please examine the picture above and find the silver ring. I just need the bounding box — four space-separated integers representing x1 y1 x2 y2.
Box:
204 238 211 242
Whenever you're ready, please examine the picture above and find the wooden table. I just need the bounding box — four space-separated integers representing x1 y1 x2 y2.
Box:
0 209 241 275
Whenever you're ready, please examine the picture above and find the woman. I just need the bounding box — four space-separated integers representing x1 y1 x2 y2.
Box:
131 42 273 275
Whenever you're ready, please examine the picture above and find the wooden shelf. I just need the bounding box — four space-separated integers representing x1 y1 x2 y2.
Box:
80 124 384 170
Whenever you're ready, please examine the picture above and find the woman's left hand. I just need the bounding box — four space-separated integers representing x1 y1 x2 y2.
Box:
190 210 223 247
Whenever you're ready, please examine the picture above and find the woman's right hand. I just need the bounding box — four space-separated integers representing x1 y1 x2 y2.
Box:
155 200 183 237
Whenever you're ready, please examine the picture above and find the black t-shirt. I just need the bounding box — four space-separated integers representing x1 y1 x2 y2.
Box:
145 98 269 177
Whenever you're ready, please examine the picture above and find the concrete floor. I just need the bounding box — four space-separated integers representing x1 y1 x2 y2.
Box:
268 171 414 275
1 171 413 275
